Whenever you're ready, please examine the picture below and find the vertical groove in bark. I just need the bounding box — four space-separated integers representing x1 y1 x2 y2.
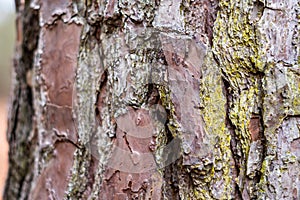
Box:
213 0 268 198
5 0 299 199
213 0 300 199
162 159 181 200
4 2 40 199
221 75 243 200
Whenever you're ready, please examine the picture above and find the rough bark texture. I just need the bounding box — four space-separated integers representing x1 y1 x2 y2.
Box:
4 0 299 199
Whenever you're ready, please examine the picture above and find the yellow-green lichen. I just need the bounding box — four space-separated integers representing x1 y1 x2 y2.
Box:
212 0 269 198
198 52 233 199
157 85 179 138
213 0 266 152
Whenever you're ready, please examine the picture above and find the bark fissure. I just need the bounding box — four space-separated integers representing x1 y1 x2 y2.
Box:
5 0 299 199
255 74 267 185
222 76 243 200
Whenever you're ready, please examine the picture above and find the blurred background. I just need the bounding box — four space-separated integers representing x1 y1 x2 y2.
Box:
0 0 15 198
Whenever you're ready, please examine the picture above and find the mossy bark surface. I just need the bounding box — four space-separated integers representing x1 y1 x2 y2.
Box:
4 0 300 199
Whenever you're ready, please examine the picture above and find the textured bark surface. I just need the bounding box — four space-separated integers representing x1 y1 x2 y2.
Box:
4 0 299 199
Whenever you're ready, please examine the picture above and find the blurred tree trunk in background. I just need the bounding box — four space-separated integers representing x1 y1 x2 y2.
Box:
4 0 300 199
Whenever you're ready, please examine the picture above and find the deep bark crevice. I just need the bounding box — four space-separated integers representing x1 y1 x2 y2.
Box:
95 70 108 126
5 0 299 199
146 84 160 106
161 112 181 199
162 158 181 200
221 76 243 200
254 74 267 185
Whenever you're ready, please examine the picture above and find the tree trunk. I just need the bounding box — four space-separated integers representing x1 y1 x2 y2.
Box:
4 0 300 199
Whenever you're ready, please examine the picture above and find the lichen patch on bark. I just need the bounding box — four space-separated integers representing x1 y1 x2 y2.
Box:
5 0 300 199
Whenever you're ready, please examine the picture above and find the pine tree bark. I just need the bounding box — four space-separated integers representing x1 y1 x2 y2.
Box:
4 0 300 199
